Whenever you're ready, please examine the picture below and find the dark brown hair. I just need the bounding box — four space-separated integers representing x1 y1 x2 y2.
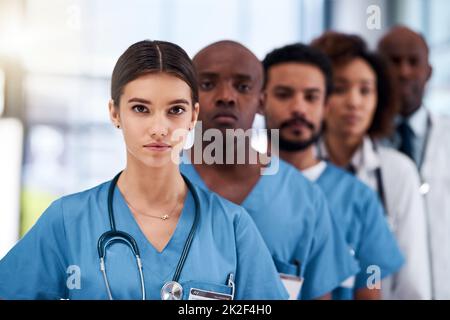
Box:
111 40 199 107
311 31 399 138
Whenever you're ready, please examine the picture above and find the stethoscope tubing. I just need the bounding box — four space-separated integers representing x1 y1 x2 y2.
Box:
98 171 200 300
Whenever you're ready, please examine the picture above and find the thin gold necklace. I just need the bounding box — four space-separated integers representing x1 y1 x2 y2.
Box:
124 196 180 221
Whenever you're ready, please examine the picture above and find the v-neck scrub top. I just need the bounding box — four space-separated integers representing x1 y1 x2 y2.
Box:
0 177 288 300
180 159 359 300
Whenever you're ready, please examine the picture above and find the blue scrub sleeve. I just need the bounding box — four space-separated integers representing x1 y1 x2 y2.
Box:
354 193 404 289
234 209 289 300
300 189 359 300
0 199 67 299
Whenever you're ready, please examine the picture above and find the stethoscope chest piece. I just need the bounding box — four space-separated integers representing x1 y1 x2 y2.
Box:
161 281 183 300
100 171 200 300
419 182 431 195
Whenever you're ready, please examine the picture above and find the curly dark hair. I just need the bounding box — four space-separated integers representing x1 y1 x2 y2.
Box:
311 31 399 138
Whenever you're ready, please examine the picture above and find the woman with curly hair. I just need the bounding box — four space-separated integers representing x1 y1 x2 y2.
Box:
311 32 431 300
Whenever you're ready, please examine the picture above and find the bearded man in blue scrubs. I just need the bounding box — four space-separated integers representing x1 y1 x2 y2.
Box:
262 42 404 299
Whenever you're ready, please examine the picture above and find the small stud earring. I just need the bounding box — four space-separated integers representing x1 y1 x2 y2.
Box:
116 124 120 129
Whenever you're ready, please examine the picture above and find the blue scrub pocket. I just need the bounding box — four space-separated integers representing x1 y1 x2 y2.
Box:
181 280 234 300
273 257 302 276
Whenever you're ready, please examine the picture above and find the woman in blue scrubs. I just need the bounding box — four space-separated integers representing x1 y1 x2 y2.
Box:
0 40 287 300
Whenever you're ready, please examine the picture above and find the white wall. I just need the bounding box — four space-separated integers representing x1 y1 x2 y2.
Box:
0 118 23 258
329 0 389 48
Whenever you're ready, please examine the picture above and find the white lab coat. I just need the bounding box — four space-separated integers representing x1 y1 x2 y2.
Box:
420 113 450 299
318 137 432 299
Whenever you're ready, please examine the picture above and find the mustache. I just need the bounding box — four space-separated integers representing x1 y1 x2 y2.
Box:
280 115 315 131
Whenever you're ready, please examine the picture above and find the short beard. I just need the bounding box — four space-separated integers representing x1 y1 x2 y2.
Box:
279 126 323 152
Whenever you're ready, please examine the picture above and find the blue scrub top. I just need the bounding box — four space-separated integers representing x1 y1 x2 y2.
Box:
180 158 359 300
0 177 288 300
315 163 404 299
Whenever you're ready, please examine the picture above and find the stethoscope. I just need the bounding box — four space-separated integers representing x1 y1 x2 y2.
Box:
376 114 436 298
373 114 433 209
318 119 435 296
406 112 435 298
97 171 200 300
416 113 432 196
315 140 389 208
371 141 387 209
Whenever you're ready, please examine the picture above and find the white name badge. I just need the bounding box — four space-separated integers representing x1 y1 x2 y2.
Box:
188 288 233 300
280 273 304 300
